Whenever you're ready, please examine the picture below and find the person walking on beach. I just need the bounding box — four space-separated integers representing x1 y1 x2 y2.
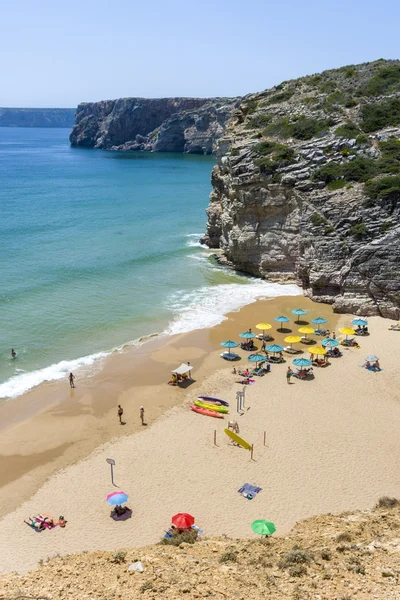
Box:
286 367 292 384
69 372 75 388
140 405 145 425
118 404 124 424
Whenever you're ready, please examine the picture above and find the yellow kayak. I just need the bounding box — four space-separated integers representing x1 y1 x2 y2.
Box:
194 400 229 414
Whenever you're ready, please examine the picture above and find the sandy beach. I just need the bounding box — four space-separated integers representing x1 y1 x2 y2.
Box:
1 298 400 575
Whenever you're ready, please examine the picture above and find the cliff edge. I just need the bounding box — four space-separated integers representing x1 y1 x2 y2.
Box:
70 97 240 154
202 59 400 317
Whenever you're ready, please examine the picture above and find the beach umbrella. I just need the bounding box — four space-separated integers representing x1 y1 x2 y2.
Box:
255 322 272 337
339 327 355 341
311 317 328 332
298 326 315 334
265 344 283 353
275 315 290 331
352 318 368 327
251 520 276 537
322 337 339 347
284 335 301 349
106 491 129 506
172 513 194 529
292 308 308 323
239 331 255 339
365 355 379 362
293 357 312 367
248 353 266 367
220 340 238 358
308 345 326 356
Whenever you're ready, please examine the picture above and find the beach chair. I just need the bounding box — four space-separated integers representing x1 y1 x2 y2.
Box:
220 352 239 360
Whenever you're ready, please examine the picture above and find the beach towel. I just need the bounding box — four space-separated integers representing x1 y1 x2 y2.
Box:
36 514 58 529
238 483 262 500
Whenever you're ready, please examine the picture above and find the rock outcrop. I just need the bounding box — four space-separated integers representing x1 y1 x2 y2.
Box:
202 59 400 316
1 502 399 599
0 107 75 128
70 97 240 154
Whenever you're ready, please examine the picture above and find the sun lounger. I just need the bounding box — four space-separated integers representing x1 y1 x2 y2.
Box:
238 483 262 500
220 352 239 360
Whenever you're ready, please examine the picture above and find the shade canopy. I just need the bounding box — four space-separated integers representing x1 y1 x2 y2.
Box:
172 513 194 529
352 318 368 327
308 345 326 355
298 326 315 334
239 331 255 339
292 308 308 315
255 322 272 331
248 353 266 363
220 340 239 348
293 357 312 367
275 315 290 323
284 335 301 344
322 338 339 347
265 344 283 353
172 363 193 375
365 355 379 361
106 491 129 506
339 327 355 335
312 317 328 325
251 520 276 536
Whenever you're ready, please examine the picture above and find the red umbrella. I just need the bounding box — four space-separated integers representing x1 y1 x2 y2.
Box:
172 513 194 529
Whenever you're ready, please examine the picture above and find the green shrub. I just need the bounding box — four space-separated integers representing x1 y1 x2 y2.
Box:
359 65 400 97
242 99 259 114
345 68 356 78
160 529 198 546
266 88 294 104
288 564 307 577
360 97 400 132
314 162 344 183
342 157 378 182
321 549 332 561
310 212 328 226
320 80 337 94
110 551 127 564
349 223 368 238
220 550 238 563
263 117 292 138
378 138 400 173
344 98 357 108
291 116 334 140
245 114 271 129
326 90 346 106
327 179 347 190
278 546 314 569
334 120 360 138
230 147 239 156
310 75 322 86
253 141 280 155
380 220 393 233
253 142 295 174
140 582 154 593
336 532 352 542
304 96 318 104
356 133 369 145
365 175 400 199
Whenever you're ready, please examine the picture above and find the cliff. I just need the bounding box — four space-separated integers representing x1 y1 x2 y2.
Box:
202 59 400 317
69 97 240 154
1 501 399 599
0 107 75 128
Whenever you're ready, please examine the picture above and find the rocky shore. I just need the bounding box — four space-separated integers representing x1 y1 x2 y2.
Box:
201 59 400 316
70 97 240 154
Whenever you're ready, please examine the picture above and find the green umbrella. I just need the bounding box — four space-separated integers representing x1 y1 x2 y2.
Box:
251 519 276 537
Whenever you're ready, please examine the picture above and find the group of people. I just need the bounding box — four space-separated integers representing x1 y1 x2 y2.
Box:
118 404 145 426
364 359 381 371
24 514 66 531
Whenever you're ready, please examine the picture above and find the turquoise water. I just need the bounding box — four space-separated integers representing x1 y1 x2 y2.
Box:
0 128 300 398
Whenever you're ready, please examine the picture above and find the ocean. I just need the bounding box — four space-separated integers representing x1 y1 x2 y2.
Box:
0 128 301 399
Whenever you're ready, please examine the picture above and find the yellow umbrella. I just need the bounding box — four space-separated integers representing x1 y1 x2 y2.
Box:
256 323 272 331
339 326 355 339
298 326 315 334
284 335 301 350
308 345 326 355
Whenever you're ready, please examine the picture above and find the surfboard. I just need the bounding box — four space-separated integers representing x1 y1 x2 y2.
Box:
194 400 229 414
198 396 229 407
190 405 224 419
224 428 252 450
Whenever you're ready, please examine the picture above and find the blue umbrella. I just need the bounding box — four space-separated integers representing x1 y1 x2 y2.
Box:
239 331 255 339
292 308 308 323
293 357 312 367
265 344 283 353
365 355 379 362
311 317 328 332
322 338 339 347
220 340 239 358
248 353 266 366
352 318 368 327
107 491 129 505
275 315 290 331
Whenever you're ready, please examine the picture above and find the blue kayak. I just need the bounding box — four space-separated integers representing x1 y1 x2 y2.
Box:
197 396 229 407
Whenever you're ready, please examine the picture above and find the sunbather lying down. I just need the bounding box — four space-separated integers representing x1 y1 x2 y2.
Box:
389 322 400 330
24 513 66 530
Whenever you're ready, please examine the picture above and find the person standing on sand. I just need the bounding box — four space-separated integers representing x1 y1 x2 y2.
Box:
286 367 292 384
118 404 124 424
140 406 145 425
69 372 75 388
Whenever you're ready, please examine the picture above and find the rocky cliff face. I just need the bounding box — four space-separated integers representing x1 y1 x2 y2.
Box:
0 107 75 127
202 59 400 317
70 97 239 154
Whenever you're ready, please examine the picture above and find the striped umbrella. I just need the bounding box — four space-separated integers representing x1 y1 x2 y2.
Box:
106 491 129 505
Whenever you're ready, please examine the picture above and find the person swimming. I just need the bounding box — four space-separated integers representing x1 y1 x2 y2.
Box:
11 349 16 358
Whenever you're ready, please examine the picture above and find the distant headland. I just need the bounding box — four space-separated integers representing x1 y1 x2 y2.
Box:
0 107 75 128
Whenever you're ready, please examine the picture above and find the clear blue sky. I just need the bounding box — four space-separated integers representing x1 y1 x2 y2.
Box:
1 0 399 107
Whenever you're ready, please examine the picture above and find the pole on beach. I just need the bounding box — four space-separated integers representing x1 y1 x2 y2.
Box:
263 431 266 446
214 430 217 446
236 391 241 414
251 444 254 460
106 458 116 486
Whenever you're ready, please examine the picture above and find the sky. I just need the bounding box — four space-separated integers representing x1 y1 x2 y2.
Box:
1 0 399 108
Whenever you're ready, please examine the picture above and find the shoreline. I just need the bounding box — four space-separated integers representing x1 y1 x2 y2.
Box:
1 296 400 575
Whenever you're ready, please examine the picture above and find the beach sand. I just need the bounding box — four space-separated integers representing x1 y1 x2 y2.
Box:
1 300 400 574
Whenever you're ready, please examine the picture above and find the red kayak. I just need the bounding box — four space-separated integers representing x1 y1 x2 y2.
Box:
190 405 224 418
